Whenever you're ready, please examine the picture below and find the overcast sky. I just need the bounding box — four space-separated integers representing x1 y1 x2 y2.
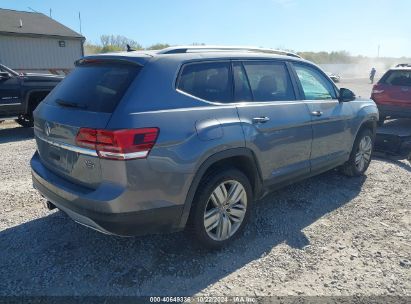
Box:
2 0 410 57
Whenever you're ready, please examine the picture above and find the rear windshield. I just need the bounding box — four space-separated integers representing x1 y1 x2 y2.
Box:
48 62 141 113
381 70 411 87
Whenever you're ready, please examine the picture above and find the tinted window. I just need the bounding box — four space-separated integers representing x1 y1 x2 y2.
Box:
48 62 141 113
243 61 295 101
294 64 335 100
233 62 252 102
382 70 411 86
178 62 232 102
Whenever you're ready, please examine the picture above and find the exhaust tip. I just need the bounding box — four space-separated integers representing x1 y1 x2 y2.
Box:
46 201 56 211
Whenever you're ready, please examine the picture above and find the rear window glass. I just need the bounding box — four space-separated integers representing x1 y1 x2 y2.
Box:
177 61 232 103
233 62 253 102
48 62 141 113
243 61 295 101
382 70 411 86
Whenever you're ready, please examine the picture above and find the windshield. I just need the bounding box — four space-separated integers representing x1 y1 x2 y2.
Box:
0 64 18 76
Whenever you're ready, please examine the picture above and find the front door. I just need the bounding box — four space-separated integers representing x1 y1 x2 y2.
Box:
234 60 313 185
291 63 354 172
0 68 22 117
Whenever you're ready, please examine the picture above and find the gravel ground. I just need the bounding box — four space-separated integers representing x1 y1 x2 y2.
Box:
0 115 410 297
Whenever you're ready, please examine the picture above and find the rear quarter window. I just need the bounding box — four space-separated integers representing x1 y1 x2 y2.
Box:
48 62 141 113
177 61 232 103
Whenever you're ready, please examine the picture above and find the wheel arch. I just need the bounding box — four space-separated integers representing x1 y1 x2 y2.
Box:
355 118 377 140
24 89 51 114
178 147 263 229
350 117 377 154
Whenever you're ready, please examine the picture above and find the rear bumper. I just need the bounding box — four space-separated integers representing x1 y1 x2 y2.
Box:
376 104 411 119
31 152 183 236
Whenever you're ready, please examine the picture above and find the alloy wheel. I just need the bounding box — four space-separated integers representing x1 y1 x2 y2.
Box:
203 180 247 241
355 135 372 171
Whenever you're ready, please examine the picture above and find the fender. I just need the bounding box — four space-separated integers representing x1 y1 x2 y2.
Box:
349 104 378 149
177 147 263 229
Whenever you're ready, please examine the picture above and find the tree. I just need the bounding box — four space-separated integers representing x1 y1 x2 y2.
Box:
84 42 102 55
146 43 170 50
100 35 143 53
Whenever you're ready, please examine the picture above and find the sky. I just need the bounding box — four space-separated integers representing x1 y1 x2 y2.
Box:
1 0 411 57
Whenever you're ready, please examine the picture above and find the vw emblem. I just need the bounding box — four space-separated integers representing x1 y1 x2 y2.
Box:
44 122 51 136
84 159 95 169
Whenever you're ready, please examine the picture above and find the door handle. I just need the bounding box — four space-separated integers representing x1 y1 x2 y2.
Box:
252 116 270 123
311 111 323 117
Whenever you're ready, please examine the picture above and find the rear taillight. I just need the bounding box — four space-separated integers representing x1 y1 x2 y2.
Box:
76 128 159 160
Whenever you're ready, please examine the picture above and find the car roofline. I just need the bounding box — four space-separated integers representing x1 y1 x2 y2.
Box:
155 45 301 58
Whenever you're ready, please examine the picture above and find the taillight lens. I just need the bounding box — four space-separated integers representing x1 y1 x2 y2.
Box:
76 128 159 160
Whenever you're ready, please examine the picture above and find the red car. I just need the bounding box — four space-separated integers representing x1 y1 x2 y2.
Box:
371 64 411 126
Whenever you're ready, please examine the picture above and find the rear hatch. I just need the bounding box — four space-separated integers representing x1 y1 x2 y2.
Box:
33 58 143 189
372 69 411 107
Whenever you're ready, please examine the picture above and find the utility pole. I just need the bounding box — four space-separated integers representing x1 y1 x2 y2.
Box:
49 9 52 18
78 12 82 34
377 45 380 58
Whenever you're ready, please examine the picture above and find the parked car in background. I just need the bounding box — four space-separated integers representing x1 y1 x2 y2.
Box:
0 64 63 127
31 46 378 248
326 72 341 83
371 64 411 126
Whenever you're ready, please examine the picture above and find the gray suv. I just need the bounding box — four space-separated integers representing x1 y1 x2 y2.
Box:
31 46 379 248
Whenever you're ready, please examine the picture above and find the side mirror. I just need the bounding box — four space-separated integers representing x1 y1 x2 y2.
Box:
339 88 355 102
0 72 11 80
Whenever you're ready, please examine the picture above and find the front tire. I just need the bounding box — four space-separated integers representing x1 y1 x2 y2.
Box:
187 168 253 249
341 128 374 176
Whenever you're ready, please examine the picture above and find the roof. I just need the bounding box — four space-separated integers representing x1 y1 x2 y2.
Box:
84 50 308 68
85 46 307 65
390 67 411 71
0 8 84 39
156 46 302 58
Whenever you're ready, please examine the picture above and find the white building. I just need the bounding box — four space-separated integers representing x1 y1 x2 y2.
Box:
0 8 85 74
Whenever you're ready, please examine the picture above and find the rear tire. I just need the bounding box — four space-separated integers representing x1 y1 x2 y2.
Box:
187 168 253 249
341 128 374 176
15 114 34 128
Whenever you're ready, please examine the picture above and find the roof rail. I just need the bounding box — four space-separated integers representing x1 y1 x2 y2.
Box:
157 45 302 58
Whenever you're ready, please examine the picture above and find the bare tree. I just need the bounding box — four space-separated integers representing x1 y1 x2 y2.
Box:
100 35 143 52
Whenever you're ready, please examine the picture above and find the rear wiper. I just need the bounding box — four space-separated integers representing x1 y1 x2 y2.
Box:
56 99 88 109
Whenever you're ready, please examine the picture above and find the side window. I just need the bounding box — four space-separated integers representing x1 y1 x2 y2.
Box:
293 64 335 100
233 62 252 102
177 61 232 102
242 61 295 102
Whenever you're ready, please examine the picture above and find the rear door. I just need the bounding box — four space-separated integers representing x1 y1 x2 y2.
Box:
291 62 354 172
33 59 142 188
234 60 313 185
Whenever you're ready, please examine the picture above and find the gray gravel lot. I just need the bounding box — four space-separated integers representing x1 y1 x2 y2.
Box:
0 82 410 296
